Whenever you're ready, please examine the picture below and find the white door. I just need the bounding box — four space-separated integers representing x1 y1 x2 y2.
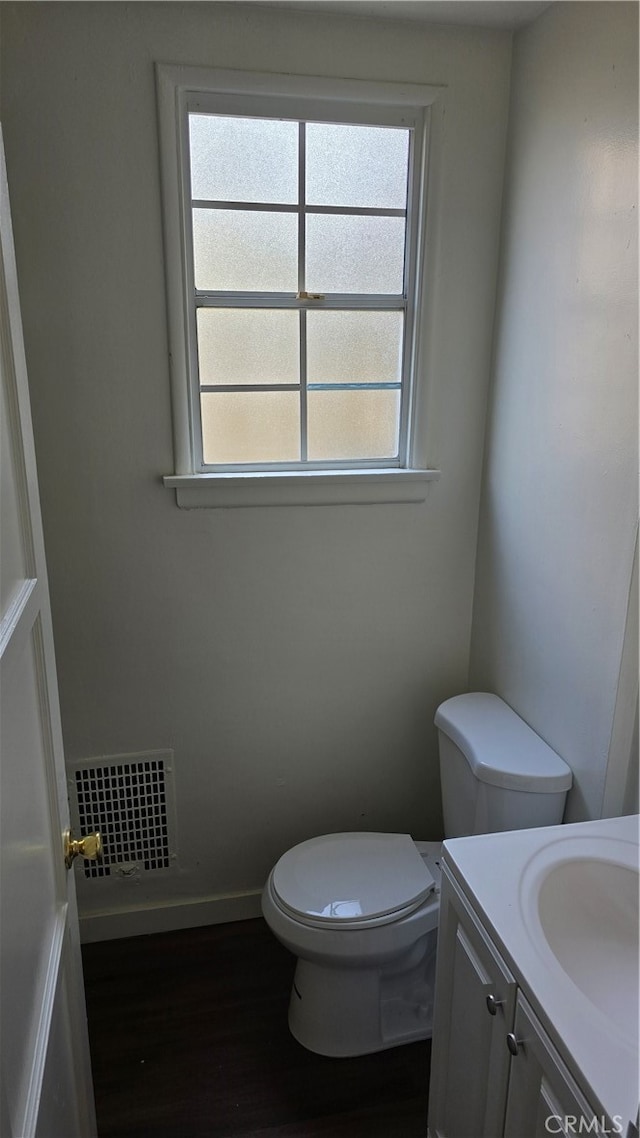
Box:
0 131 97 1138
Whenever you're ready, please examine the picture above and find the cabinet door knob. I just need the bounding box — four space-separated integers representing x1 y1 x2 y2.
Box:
486 994 504 1016
506 1032 522 1056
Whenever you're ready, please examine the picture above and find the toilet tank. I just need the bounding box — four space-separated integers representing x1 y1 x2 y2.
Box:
435 693 573 838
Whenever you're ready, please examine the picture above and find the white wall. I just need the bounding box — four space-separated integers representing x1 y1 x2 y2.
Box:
1 2 511 938
470 2 638 822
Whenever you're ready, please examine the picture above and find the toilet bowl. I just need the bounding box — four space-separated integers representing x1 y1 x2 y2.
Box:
262 833 443 1056
262 693 573 1057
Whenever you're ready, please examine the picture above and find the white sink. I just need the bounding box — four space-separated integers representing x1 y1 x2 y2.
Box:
444 814 639 1130
521 834 639 1046
536 846 639 1041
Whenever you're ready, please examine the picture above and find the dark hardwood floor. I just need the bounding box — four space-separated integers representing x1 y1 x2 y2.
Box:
82 918 430 1138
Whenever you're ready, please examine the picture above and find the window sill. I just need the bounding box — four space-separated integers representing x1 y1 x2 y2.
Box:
163 468 440 508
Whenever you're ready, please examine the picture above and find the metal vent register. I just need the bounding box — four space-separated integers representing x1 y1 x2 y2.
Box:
70 751 176 879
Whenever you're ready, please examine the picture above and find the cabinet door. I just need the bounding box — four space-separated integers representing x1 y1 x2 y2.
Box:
504 994 604 1138
428 864 517 1138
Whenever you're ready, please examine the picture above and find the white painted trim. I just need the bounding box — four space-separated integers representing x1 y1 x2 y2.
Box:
0 179 36 581
156 66 193 474
397 104 429 467
20 910 67 1138
157 63 445 109
0 135 50 589
79 890 264 944
602 525 639 818
0 576 37 661
410 97 445 469
163 467 440 508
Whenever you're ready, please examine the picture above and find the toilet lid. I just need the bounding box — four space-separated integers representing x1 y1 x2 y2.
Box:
271 832 436 926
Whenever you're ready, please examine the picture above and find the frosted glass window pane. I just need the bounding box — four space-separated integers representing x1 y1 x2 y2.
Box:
306 215 405 294
201 391 300 464
306 124 409 209
307 389 400 461
193 209 298 291
197 310 299 386
307 311 403 385
189 115 298 204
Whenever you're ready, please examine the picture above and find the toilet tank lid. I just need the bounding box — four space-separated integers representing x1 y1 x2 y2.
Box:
434 693 573 793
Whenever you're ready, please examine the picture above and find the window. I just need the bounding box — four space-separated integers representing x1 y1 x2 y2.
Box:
157 67 441 506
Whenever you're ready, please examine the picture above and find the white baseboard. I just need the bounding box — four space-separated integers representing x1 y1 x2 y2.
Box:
79 889 263 943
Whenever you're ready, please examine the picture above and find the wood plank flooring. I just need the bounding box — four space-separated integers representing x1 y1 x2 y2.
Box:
82 918 430 1138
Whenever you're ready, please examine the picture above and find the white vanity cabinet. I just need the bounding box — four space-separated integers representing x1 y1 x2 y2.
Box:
503 993 606 1138
428 863 610 1138
427 864 517 1137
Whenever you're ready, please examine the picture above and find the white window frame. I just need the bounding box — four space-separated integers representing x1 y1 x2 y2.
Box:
156 64 442 507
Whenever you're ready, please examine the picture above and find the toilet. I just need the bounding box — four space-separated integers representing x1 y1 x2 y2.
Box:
262 692 572 1057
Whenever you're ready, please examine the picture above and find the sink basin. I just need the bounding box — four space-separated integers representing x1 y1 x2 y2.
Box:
538 854 638 1037
521 834 639 1045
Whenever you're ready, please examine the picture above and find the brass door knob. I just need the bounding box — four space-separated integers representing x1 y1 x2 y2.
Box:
64 829 103 870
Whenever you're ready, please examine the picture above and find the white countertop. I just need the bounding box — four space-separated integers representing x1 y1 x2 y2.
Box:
442 813 640 1130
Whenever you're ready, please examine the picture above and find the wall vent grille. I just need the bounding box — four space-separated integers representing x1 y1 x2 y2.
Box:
72 752 174 878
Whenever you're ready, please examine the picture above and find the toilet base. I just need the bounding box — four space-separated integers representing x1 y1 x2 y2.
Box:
287 928 438 1057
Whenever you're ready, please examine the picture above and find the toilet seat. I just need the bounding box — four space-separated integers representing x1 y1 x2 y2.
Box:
271 832 436 930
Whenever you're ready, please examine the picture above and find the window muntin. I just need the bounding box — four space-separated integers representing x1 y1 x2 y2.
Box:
184 102 421 473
